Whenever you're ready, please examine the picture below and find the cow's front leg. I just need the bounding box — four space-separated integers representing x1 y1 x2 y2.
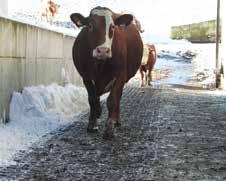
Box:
83 79 100 132
103 80 124 140
140 68 145 87
145 72 148 86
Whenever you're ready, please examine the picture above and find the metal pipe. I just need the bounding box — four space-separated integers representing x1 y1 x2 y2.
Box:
216 0 221 88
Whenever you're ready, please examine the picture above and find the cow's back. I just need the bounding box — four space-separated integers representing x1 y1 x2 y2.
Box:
141 44 149 65
148 44 157 68
124 24 143 82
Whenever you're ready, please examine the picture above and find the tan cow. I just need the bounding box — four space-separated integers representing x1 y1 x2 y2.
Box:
140 44 157 87
40 0 60 22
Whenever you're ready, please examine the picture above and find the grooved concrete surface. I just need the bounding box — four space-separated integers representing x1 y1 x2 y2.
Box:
0 85 226 181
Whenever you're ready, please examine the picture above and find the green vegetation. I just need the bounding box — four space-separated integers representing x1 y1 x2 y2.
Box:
171 20 221 43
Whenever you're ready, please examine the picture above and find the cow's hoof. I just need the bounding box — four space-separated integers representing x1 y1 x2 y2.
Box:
148 82 152 86
87 126 99 133
96 107 102 119
103 129 114 140
115 121 121 127
103 127 114 140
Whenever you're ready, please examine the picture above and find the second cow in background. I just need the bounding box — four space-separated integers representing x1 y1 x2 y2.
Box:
140 44 157 87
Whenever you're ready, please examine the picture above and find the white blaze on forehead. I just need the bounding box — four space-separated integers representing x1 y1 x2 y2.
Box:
91 9 114 55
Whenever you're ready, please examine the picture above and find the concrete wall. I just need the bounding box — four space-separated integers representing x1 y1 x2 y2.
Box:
0 17 83 123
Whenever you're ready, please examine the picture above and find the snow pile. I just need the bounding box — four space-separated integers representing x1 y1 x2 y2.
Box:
0 83 88 166
157 48 197 63
191 44 216 88
10 83 88 122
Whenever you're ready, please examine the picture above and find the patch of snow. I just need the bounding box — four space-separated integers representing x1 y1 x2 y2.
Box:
0 83 88 167
151 42 194 85
155 43 216 87
131 41 216 88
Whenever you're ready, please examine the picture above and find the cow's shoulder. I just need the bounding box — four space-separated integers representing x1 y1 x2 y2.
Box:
72 28 94 75
73 28 90 56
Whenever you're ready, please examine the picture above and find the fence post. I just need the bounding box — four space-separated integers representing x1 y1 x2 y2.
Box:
221 0 226 89
216 0 221 88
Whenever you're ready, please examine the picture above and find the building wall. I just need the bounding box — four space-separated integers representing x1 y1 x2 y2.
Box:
0 0 8 17
0 17 83 123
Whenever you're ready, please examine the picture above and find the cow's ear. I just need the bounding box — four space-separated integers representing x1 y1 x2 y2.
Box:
114 14 133 26
70 13 88 27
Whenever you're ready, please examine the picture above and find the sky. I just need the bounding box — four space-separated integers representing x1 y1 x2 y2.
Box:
8 0 217 37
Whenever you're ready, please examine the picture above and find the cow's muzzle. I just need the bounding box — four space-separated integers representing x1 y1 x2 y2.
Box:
93 47 112 60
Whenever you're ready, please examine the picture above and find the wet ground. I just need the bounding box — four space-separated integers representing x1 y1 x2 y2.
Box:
0 84 226 180
130 43 216 90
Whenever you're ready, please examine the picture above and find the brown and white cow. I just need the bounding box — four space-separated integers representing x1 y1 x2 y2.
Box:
40 0 60 22
140 44 157 87
70 7 143 140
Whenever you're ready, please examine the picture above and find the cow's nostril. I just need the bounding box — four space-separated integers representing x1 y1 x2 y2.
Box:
97 48 101 53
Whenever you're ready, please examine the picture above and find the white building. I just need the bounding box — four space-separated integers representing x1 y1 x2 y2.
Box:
0 0 8 17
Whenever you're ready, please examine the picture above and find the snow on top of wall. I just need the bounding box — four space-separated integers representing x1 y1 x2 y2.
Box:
3 14 79 37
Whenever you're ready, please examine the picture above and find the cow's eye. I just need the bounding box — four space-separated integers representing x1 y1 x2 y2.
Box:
111 24 115 30
88 23 93 31
109 24 115 38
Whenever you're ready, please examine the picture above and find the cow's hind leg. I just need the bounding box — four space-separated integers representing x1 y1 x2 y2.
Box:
103 81 124 140
83 79 100 132
147 62 154 86
96 96 102 119
147 69 152 86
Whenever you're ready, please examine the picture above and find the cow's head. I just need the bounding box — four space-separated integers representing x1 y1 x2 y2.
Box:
70 7 133 60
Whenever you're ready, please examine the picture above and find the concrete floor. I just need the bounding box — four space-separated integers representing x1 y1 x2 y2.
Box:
0 85 226 180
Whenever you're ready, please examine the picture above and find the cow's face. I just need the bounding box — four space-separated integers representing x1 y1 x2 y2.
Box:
70 7 133 60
